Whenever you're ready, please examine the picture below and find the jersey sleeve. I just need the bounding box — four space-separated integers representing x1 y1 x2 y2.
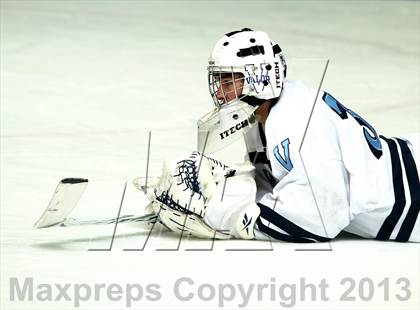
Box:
254 87 352 242
255 156 351 242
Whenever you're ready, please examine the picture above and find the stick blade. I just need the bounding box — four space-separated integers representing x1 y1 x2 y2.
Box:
34 178 88 229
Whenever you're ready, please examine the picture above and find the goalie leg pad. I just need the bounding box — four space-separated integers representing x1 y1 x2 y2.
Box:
204 175 260 239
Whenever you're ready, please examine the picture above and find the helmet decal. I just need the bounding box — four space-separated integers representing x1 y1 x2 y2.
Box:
274 61 282 89
244 64 270 94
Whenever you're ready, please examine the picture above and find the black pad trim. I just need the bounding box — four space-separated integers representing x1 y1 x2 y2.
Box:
272 44 282 55
249 152 270 166
61 178 88 184
225 28 253 37
237 45 265 57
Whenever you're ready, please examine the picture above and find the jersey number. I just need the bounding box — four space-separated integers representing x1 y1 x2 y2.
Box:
323 92 383 159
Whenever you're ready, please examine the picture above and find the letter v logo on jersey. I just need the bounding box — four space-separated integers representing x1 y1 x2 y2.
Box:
273 138 293 172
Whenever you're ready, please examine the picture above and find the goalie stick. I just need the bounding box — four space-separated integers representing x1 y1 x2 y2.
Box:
34 178 157 228
48 213 158 227
34 178 88 228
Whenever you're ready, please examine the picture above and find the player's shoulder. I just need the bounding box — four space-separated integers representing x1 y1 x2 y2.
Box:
266 80 312 128
283 79 309 93
273 79 311 110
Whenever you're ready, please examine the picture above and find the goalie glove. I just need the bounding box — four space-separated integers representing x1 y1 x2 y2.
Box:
148 152 259 239
150 152 234 217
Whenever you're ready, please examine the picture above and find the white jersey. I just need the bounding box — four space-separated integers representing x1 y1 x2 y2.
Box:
245 80 420 242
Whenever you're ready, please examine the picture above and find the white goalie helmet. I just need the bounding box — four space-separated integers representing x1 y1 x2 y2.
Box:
198 28 287 154
208 28 287 107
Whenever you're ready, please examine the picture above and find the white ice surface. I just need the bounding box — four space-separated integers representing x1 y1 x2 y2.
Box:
1 1 419 309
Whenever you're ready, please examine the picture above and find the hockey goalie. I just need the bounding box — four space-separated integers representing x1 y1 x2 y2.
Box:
144 28 420 243
35 28 419 243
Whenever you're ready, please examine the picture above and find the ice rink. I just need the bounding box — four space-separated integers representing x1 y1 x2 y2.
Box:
1 1 419 309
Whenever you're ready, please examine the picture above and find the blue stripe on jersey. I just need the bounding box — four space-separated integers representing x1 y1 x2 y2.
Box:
376 136 420 241
376 137 406 240
376 136 406 240
395 138 420 242
257 203 331 242
255 218 315 243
